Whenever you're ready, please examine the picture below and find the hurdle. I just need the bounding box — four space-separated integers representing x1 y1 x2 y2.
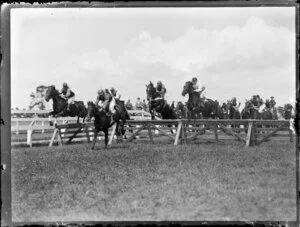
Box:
49 122 119 147
45 120 295 147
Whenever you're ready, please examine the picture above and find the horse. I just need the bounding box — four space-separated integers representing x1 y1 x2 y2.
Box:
220 102 229 119
146 81 177 120
260 107 273 133
227 101 241 130
45 85 87 126
283 104 294 120
181 81 217 119
228 102 241 120
175 101 188 119
86 100 129 149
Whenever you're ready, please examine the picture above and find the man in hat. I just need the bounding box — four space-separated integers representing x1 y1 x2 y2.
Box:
156 81 167 99
125 99 133 110
142 99 148 111
270 96 276 108
28 92 36 110
135 97 143 110
269 96 277 119
60 82 75 111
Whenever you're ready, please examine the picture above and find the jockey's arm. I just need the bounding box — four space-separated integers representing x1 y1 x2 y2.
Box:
96 100 105 109
116 92 121 100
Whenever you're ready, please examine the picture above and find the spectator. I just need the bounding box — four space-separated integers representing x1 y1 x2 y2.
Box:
142 99 148 111
135 97 143 110
125 99 133 110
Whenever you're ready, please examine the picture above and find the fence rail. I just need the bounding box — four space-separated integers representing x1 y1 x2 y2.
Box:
11 118 295 148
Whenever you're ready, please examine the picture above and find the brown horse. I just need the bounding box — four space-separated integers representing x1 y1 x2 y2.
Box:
181 81 218 119
146 81 177 120
86 101 129 149
45 85 86 126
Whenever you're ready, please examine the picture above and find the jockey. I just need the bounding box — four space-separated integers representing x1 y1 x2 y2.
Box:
156 81 167 99
110 87 121 100
231 97 240 110
95 89 115 124
60 82 75 111
191 77 205 98
95 89 113 113
231 97 237 106
265 99 271 109
251 95 259 109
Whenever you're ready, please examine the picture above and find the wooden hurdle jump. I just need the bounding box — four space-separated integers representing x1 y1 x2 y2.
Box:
45 119 294 147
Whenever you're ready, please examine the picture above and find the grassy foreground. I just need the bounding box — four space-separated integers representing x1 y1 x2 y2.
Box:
12 140 297 222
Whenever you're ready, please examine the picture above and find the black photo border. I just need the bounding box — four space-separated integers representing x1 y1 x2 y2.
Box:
1 1 299 226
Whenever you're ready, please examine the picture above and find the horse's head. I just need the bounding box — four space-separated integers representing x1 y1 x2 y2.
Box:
44 85 55 102
86 101 97 122
182 81 192 97
146 81 156 100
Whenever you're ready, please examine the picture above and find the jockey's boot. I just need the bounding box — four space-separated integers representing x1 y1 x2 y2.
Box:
66 103 70 112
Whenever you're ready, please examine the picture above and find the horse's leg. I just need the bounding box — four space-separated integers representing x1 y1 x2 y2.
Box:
115 122 121 143
77 116 80 124
104 129 109 148
48 113 54 126
91 130 98 150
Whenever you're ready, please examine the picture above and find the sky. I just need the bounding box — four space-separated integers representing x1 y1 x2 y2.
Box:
11 6 296 110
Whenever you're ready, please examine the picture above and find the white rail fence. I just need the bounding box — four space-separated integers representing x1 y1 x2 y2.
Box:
11 109 160 146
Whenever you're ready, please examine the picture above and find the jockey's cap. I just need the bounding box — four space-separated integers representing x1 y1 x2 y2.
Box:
271 96 274 99
157 81 162 85
98 89 104 94
30 92 35 97
232 97 236 100
192 77 197 82
63 82 68 87
110 87 116 92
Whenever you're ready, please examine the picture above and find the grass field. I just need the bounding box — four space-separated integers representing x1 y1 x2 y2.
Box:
12 139 297 222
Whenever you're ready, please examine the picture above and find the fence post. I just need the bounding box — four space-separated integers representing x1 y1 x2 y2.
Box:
26 129 33 147
147 123 154 143
174 121 183 145
49 128 58 147
41 121 45 133
108 123 117 145
214 123 218 141
245 121 253 147
26 120 35 147
16 120 19 135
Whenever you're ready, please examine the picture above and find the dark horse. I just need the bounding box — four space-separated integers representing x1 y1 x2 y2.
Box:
181 81 217 119
86 100 129 149
175 101 188 119
146 81 177 120
45 85 87 126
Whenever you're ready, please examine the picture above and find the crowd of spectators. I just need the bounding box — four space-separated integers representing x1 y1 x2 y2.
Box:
125 98 149 111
